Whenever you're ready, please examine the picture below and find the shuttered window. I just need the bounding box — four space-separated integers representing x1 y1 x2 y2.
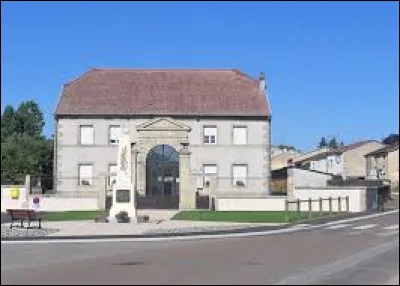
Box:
80 125 94 145
78 164 93 185
203 164 217 187
109 125 120 145
232 164 247 187
108 164 117 185
233 126 247 145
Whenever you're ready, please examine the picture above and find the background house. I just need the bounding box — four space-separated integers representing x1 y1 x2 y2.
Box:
365 142 399 188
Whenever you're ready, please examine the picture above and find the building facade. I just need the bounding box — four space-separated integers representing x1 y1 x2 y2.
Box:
365 143 399 186
54 69 272 208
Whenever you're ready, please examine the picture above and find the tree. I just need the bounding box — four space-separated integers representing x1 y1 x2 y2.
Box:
328 138 338 149
318 137 327 148
339 141 345 148
1 100 53 189
1 105 18 139
382 134 399 145
1 134 42 183
15 100 45 138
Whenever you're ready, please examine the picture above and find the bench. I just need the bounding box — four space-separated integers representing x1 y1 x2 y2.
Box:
6 209 43 229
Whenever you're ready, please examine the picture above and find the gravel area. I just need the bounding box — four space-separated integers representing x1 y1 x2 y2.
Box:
1 226 60 239
143 224 264 235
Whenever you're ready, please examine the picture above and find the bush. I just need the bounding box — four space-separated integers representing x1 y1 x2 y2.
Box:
138 215 150 223
115 211 130 223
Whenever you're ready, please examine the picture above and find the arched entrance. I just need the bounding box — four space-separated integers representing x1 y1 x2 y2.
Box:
141 144 180 209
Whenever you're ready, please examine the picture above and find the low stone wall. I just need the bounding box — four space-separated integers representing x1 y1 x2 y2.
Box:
215 196 287 211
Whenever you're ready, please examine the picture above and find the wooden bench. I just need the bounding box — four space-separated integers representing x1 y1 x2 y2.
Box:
6 209 43 229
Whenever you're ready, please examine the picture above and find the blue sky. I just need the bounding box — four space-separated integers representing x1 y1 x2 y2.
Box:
1 1 398 151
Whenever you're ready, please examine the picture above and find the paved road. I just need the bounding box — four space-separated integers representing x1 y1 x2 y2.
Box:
1 212 398 285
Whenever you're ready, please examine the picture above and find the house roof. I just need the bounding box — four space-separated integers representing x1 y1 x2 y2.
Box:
295 149 342 164
294 140 379 164
336 140 378 153
364 142 399 157
55 68 271 117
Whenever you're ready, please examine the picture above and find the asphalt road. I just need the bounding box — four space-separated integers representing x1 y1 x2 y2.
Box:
1 212 399 285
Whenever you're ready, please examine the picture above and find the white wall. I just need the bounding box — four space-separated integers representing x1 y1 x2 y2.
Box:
26 196 99 212
288 167 333 194
309 154 344 175
293 187 377 213
1 185 99 212
215 196 287 211
1 185 28 212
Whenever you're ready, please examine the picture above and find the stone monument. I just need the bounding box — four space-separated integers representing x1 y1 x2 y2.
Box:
108 128 137 223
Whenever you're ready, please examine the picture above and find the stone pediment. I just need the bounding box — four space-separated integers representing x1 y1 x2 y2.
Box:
136 117 191 132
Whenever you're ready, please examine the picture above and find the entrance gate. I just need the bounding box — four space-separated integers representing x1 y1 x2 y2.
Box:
137 144 179 209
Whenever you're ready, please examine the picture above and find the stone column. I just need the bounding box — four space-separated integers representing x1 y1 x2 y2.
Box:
179 142 195 210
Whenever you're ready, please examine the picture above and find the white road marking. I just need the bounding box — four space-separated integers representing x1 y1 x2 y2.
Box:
352 224 378 230
324 224 352 230
376 231 399 237
383 225 399 230
2 210 398 245
346 231 363 236
290 224 311 228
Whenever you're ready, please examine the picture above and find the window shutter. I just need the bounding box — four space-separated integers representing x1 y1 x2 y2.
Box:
108 164 117 185
80 126 94 145
109 126 120 144
79 165 93 185
203 164 217 187
233 165 247 186
233 127 247 145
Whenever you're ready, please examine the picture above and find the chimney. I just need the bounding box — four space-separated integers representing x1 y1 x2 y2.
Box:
258 72 266 95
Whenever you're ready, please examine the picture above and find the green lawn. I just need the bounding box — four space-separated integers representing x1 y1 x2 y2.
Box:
43 210 106 221
172 211 335 223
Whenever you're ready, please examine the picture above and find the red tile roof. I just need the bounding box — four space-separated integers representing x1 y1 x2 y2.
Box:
55 68 271 117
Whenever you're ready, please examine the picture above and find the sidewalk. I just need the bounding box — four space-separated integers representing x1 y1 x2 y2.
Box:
43 220 282 237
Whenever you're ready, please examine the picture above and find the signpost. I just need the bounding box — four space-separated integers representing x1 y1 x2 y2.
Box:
32 196 40 212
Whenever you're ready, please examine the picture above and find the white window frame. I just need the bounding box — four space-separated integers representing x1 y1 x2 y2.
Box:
203 126 217 145
232 164 247 187
109 125 120 145
108 164 117 185
232 126 248 145
78 164 93 186
79 125 94 145
203 164 217 188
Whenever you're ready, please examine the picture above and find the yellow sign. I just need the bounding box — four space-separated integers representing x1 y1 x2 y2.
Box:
9 187 20 200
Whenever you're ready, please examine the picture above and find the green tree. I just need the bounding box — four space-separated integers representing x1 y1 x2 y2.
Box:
1 105 18 139
328 138 338 149
15 100 45 138
1 100 53 190
1 134 42 183
382 133 399 145
318 137 327 148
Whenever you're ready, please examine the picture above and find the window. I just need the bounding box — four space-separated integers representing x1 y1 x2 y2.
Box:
203 127 217 144
78 164 93 185
232 164 247 187
80 125 94 145
233 126 247 145
203 164 217 188
109 125 120 145
108 164 117 185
